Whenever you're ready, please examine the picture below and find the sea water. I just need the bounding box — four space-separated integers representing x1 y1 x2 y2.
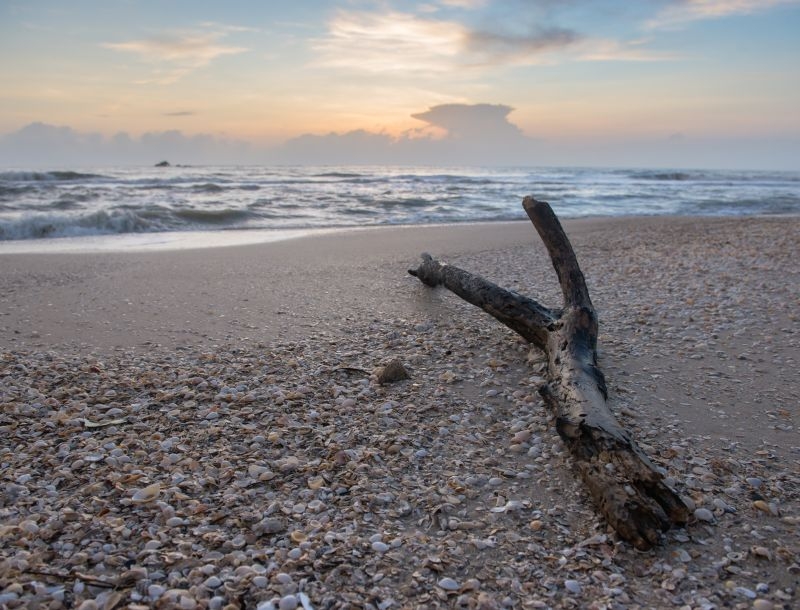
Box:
1 165 798 243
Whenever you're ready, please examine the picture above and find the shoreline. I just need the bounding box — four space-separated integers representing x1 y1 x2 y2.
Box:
1 214 798 608
2 212 800 255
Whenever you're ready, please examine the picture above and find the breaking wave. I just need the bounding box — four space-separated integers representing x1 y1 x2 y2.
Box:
0 209 165 240
1 165 798 241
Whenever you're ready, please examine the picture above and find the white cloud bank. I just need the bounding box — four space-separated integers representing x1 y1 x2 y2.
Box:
0 105 537 167
280 104 536 165
1 105 797 170
0 122 256 167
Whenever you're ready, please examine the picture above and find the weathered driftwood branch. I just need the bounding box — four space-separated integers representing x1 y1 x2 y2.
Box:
409 197 688 550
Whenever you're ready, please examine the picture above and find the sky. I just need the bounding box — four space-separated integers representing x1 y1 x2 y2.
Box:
0 0 799 169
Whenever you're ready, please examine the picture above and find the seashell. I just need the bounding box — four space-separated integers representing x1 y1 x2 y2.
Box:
750 546 772 560
447 479 465 493
753 500 771 514
307 476 325 490
511 430 532 444
131 483 161 503
290 530 307 543
248 464 270 478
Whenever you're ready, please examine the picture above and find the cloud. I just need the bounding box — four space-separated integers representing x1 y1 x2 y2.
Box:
2 115 798 170
576 38 683 62
647 0 799 29
280 129 400 165
439 0 488 8
163 111 195 117
0 122 255 167
0 105 602 167
313 10 582 74
103 26 247 83
279 103 537 165
314 8 683 74
313 11 465 73
411 103 524 138
464 26 582 65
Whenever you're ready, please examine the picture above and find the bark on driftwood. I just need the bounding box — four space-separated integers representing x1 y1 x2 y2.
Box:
408 197 688 550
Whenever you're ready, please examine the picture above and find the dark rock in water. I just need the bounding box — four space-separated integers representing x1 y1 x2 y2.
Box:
155 160 170 167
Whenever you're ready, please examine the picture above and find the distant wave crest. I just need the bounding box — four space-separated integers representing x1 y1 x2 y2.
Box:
191 183 225 193
312 172 365 178
0 170 109 182
630 170 697 181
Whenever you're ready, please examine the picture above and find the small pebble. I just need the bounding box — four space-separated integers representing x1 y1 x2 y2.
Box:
179 596 197 609
279 594 298 610
275 573 293 585
148 584 166 598
734 587 756 599
203 576 222 589
287 548 302 560
694 508 715 522
208 597 225 610
564 579 582 595
438 577 460 591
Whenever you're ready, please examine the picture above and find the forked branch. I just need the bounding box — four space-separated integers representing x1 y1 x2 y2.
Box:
408 197 688 550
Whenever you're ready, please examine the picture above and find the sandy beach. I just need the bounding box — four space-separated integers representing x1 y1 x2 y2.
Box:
1 216 798 609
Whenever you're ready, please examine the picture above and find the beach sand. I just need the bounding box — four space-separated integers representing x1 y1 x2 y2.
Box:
1 216 798 608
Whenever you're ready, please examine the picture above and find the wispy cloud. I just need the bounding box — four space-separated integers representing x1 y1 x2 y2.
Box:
313 10 581 74
439 0 488 8
103 26 247 83
647 0 799 29
465 26 581 65
577 38 683 62
313 11 465 73
163 110 195 117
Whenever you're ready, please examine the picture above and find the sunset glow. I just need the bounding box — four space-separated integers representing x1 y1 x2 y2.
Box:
1 0 798 168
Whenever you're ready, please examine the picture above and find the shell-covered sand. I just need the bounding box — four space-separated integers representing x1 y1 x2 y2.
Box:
1 217 798 609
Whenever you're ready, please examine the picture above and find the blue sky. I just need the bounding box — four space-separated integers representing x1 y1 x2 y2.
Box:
1 0 798 168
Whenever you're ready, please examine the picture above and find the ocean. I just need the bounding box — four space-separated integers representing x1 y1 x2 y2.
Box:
1 166 798 245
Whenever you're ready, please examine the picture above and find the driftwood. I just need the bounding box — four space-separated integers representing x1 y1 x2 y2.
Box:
408 197 688 550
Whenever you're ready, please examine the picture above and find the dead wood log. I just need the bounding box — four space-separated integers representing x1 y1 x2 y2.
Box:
408 197 688 550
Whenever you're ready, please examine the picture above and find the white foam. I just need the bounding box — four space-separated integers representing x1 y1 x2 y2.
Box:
0 228 339 254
